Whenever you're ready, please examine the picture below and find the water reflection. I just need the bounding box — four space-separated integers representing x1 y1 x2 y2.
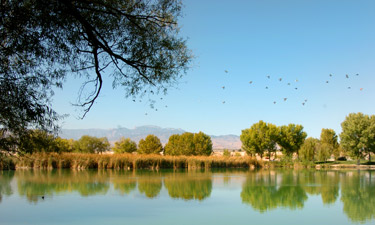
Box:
16 170 109 202
164 171 212 201
341 171 375 223
137 171 162 198
0 171 14 202
241 171 307 212
0 169 374 223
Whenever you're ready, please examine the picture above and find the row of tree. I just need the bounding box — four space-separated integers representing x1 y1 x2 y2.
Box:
240 112 375 162
13 131 212 156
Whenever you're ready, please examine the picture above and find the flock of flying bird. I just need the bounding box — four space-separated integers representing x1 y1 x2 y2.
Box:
220 70 362 106
141 70 363 115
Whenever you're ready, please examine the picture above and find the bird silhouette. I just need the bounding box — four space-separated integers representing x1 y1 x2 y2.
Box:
287 83 291 85
249 81 253 84
356 73 359 76
225 70 228 73
279 78 282 81
329 74 333 77
302 102 305 106
165 105 168 108
348 87 351 89
304 99 308 102
265 86 268 89
295 79 299 82
273 101 276 104
267 75 270 79
326 81 329 83
295 87 298 90
145 113 148 116
222 86 225 89
222 101 226 104
284 98 287 101
346 74 349 78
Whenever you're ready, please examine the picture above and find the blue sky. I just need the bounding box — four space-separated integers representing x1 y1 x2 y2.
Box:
53 0 375 138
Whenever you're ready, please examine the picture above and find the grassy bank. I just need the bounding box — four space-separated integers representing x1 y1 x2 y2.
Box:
10 153 262 170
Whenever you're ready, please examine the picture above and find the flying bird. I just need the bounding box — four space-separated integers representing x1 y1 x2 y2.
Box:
145 113 148 116
222 86 225 89
267 75 270 79
295 87 298 90
249 81 253 84
304 99 308 102
356 73 359 76
284 98 287 101
348 87 351 89
346 74 349 78
360 88 363 91
225 70 228 73
329 74 333 77
279 78 282 81
265 86 268 89
273 101 276 104
295 79 299 82
287 83 291 85
222 101 226 104
302 102 305 106
326 81 329 83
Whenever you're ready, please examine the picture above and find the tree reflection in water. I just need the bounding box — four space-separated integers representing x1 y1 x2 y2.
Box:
1 168 374 223
164 171 212 201
340 170 375 223
137 171 162 198
241 170 307 212
0 171 14 203
16 170 109 203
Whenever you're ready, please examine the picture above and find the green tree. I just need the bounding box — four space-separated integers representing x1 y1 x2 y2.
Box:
54 137 75 152
240 120 279 158
178 132 195 156
193 132 213 156
278 124 307 157
0 0 192 154
137 135 163 154
340 112 375 163
18 130 60 153
75 135 110 154
164 132 212 156
320 128 339 160
299 137 319 162
164 134 182 156
113 137 137 154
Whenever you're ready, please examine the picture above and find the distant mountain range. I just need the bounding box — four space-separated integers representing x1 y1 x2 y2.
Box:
59 125 241 150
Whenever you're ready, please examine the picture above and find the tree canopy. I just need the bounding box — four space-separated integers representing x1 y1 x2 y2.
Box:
74 135 110 154
164 132 212 156
113 137 137 154
137 134 163 154
278 124 307 157
0 0 191 153
240 120 279 158
340 112 375 161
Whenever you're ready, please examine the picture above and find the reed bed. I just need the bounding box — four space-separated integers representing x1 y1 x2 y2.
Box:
11 153 262 170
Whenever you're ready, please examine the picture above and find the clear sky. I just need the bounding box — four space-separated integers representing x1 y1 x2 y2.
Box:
52 0 375 138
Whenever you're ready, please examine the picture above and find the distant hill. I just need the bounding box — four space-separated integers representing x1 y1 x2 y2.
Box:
59 125 241 150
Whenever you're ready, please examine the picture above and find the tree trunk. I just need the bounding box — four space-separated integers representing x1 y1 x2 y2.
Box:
369 153 371 162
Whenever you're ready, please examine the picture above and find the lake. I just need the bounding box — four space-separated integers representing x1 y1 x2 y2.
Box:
0 169 374 225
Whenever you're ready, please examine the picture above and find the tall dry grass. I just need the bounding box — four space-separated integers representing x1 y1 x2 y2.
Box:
13 153 262 170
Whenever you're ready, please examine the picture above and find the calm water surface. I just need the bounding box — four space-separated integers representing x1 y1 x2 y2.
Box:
0 169 374 225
